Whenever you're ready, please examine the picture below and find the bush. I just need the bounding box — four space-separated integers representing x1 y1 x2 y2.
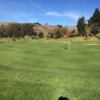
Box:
37 32 44 38
12 37 16 41
47 33 53 38
0 25 8 37
53 32 63 39
47 27 67 39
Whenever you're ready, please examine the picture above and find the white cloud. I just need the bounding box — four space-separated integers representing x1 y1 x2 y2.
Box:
45 11 87 21
46 11 62 17
64 12 80 21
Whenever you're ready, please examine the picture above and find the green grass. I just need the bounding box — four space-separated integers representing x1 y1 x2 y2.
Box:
0 39 100 100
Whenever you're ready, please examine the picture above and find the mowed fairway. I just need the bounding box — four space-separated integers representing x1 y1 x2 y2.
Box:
0 40 100 100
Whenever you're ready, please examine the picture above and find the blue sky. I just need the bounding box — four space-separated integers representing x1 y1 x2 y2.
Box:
0 0 100 26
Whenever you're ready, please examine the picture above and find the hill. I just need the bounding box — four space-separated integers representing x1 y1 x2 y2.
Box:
0 22 77 33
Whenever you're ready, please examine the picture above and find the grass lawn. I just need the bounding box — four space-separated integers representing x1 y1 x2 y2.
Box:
0 39 100 100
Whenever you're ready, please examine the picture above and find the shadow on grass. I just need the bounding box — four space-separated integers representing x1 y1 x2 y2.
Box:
58 96 69 100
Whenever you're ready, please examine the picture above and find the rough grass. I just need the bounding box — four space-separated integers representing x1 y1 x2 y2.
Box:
0 39 100 100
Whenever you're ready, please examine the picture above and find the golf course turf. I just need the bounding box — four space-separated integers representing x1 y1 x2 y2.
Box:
0 39 100 100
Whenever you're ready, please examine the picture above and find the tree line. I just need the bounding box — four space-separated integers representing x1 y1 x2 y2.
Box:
0 23 68 39
77 8 100 39
0 23 34 38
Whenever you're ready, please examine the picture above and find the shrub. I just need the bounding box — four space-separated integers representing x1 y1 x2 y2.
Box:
47 33 53 38
53 32 63 39
12 37 16 41
38 32 44 38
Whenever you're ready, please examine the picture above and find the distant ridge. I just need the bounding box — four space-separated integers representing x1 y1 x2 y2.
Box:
0 22 77 32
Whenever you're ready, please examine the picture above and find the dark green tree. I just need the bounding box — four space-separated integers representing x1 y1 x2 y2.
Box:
37 32 44 38
7 23 21 38
0 23 34 38
77 16 86 36
21 23 33 36
88 8 100 34
88 8 100 25
0 25 8 37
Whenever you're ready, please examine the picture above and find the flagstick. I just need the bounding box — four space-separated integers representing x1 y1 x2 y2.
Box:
68 40 70 52
65 32 71 53
67 40 71 52
65 40 70 53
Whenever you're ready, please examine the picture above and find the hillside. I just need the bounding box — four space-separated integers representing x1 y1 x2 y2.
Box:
0 22 77 33
33 24 77 35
